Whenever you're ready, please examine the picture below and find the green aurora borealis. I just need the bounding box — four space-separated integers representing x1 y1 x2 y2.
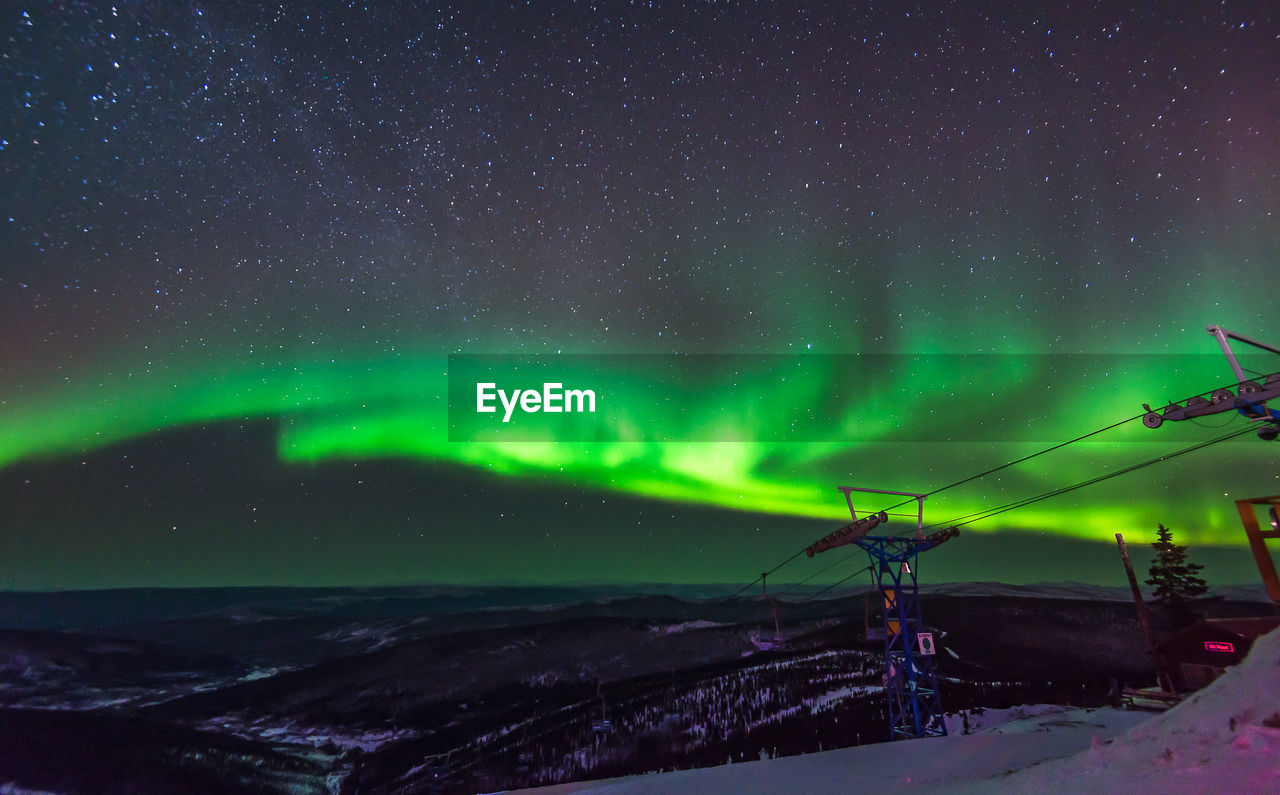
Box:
3 349 1277 544
2 2 1278 589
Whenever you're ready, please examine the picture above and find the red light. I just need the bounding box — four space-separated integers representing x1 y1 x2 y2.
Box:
1204 641 1235 653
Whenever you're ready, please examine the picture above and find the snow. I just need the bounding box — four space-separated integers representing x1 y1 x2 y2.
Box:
943 703 1085 735
198 713 416 753
650 620 725 634
317 621 402 650
523 706 1148 793
991 625 1280 793
805 685 878 714
525 627 1280 794
1 783 61 794
237 665 295 682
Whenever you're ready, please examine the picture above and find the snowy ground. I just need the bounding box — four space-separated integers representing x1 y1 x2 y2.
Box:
527 628 1280 794
990 626 1280 793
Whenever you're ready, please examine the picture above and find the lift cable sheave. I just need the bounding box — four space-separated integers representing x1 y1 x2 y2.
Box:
1142 325 1280 441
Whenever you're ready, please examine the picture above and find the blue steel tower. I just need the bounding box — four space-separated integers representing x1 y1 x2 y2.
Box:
858 529 956 739
805 486 958 741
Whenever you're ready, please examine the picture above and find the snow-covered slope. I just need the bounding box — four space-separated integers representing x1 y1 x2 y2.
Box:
529 628 1280 794
990 626 1280 793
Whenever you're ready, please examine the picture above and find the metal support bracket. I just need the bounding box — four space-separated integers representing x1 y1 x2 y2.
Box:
839 485 927 538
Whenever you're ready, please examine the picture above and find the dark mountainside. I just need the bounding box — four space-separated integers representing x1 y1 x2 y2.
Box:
0 585 1274 793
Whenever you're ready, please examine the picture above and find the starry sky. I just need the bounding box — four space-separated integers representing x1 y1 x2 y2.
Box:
1 1 1278 590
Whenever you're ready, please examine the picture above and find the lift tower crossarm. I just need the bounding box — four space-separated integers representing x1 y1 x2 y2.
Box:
1208 325 1280 383
839 486 926 537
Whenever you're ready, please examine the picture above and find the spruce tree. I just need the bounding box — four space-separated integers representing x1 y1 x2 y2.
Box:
1145 523 1208 621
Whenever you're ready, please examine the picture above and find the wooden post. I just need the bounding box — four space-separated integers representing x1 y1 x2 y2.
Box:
1116 532 1173 693
1235 497 1280 602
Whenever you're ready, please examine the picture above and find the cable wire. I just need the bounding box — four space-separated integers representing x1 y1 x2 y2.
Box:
794 564 873 606
725 370 1278 600
773 549 862 598
935 424 1256 529
759 427 1250 612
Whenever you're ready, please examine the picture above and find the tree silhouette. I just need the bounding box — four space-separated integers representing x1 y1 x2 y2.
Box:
1146 523 1208 622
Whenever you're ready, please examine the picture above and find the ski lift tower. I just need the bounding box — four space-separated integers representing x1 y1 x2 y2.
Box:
806 486 959 741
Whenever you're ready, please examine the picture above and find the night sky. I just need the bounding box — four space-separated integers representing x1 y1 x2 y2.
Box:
2 2 1278 590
